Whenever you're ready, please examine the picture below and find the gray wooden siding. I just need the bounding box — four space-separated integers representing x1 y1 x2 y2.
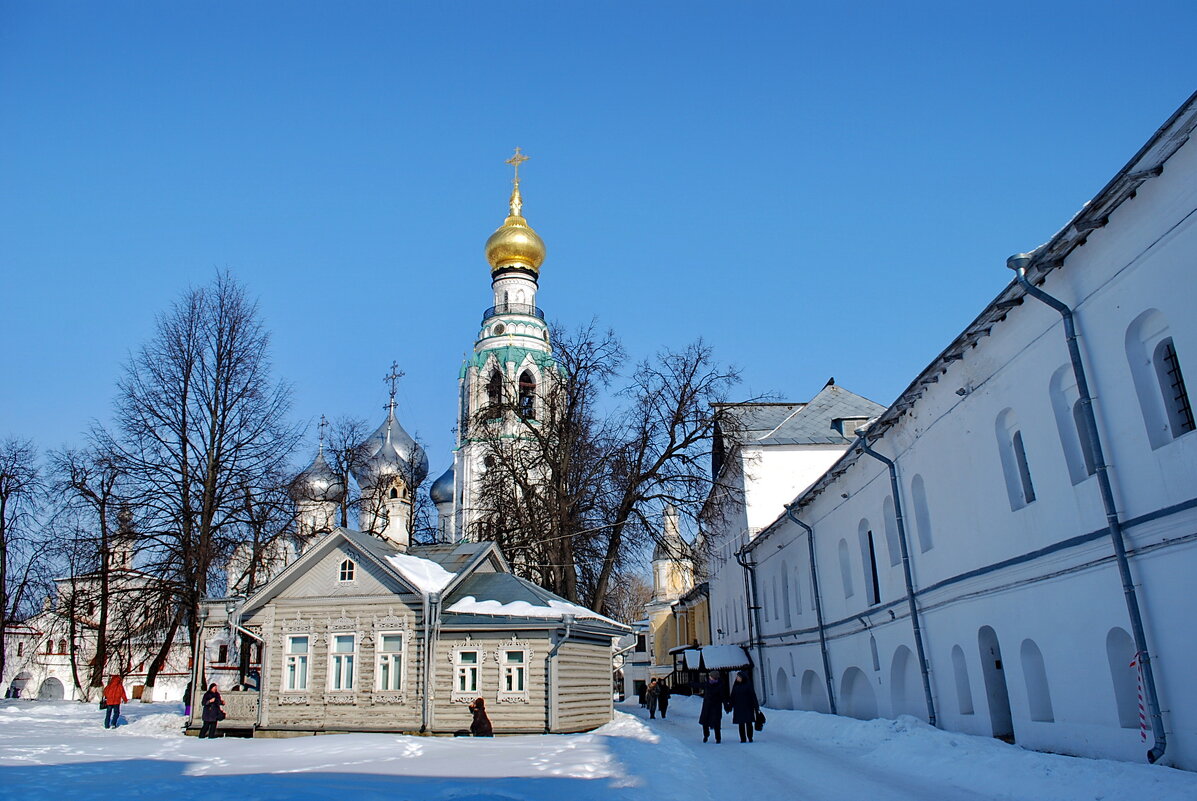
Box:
429 633 552 734
551 639 615 733
249 598 425 733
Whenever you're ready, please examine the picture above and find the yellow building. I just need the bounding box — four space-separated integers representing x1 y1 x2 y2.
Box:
644 507 711 680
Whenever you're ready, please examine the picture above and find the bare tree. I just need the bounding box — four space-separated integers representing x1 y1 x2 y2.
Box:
0 437 45 687
104 272 300 691
49 445 123 688
323 416 370 529
603 571 654 625
471 325 743 612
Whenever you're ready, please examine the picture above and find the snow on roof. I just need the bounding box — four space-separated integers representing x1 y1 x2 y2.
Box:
385 552 457 594
445 595 620 625
679 644 752 670
700 645 752 669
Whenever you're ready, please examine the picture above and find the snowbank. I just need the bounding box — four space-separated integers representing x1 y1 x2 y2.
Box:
384 552 456 593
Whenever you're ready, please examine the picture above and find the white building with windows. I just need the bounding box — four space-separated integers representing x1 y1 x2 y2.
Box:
707 92 1197 768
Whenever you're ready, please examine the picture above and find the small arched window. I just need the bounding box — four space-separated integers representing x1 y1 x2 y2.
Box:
518 370 537 419
58 639 68 654
838 539 854 599
389 487 399 500
339 558 356 583
996 408 1035 510
487 370 503 410
1153 338 1194 437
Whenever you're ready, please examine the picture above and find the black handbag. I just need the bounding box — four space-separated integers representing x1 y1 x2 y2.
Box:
99 699 107 710
754 709 766 731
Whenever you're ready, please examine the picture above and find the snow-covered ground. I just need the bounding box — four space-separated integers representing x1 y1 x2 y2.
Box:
1 696 1194 801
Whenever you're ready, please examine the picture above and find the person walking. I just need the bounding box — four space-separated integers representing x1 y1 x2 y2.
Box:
657 679 672 720
729 670 761 743
646 678 660 719
199 683 224 739
698 670 727 743
102 675 128 729
469 697 494 737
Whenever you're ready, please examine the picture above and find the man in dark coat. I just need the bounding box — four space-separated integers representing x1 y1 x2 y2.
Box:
697 670 727 743
657 680 672 720
729 670 760 743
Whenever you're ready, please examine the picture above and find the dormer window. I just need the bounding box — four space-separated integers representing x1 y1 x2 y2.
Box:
339 559 356 583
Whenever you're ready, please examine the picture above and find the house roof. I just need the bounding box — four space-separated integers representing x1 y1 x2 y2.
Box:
232 527 623 633
443 571 627 632
759 385 886 446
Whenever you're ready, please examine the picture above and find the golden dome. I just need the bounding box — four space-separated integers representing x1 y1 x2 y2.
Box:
485 183 546 272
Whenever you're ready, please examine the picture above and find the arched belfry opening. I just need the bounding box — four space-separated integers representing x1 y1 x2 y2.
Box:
519 370 537 418
487 370 503 411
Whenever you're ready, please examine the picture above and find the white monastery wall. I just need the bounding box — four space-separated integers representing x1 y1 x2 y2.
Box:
713 108 1197 768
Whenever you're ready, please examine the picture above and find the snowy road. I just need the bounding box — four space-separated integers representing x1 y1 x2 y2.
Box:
1 698 1194 801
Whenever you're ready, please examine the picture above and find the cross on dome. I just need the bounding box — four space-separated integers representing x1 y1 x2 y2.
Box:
505 146 529 184
383 361 405 415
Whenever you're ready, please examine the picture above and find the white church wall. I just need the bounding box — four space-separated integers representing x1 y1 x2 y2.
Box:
711 106 1197 767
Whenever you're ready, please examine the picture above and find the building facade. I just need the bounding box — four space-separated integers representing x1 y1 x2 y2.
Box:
708 94 1197 768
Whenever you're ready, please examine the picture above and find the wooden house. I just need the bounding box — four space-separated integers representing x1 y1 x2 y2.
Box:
187 529 625 737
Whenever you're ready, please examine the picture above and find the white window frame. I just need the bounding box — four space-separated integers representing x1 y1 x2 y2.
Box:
375 631 406 692
328 632 357 692
498 646 532 703
452 647 481 703
284 634 310 692
338 558 356 583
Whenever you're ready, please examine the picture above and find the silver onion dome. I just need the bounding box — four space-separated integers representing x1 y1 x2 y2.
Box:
429 465 454 506
289 449 347 503
353 408 429 488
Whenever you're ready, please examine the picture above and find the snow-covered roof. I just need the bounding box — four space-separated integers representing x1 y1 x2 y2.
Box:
385 552 456 594
445 595 618 625
679 644 752 671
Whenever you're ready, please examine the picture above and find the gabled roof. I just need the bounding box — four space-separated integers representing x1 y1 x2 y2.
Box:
760 385 885 446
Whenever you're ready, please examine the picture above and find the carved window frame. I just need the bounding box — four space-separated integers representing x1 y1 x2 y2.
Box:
282 633 311 694
494 640 534 704
449 642 484 704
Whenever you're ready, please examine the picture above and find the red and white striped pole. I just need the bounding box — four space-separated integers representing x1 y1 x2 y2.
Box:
1130 653 1148 744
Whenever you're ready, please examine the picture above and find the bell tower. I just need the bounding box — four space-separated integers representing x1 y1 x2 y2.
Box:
449 148 556 542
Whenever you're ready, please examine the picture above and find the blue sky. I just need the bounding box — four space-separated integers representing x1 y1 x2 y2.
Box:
2 1 1195 479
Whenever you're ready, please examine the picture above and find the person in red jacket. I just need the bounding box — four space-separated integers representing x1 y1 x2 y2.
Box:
103 675 128 729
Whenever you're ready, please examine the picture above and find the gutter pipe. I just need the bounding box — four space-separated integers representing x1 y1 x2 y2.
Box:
1009 254 1166 763
857 439 938 727
420 591 441 734
783 504 837 714
733 545 766 703
545 614 575 732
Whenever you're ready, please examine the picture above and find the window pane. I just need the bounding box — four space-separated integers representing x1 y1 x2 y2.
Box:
380 661 390 688
289 636 308 654
381 634 403 652
335 635 355 653
460 651 477 664
505 651 524 664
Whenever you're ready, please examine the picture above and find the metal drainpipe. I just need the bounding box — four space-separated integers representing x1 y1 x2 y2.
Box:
545 615 575 732
420 591 441 734
783 505 837 715
1009 254 1167 763
858 438 938 727
733 545 766 704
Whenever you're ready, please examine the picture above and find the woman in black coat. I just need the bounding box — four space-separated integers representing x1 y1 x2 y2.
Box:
199 683 224 739
697 670 727 743
729 670 760 743
468 697 494 737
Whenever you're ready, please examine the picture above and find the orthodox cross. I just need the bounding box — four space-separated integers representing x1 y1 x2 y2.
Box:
506 147 529 184
383 361 405 415
317 414 328 455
